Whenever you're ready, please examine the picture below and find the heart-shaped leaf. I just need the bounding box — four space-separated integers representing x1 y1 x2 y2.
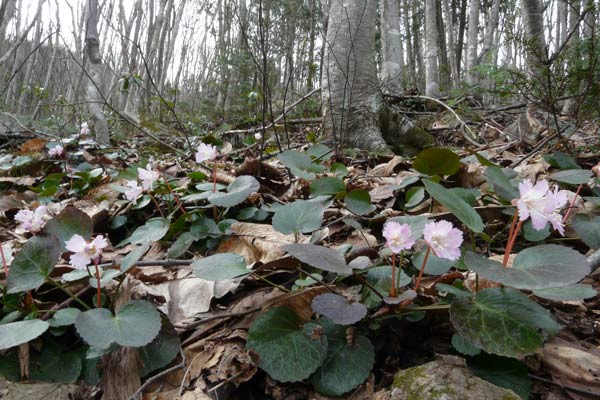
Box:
532 284 598 301
345 189 375 215
44 207 93 250
571 213 600 249
48 308 81 328
273 200 325 234
310 177 346 197
451 333 481 356
7 234 61 293
282 244 349 274
311 293 367 325
278 150 325 180
405 186 425 209
310 319 374 396
246 307 328 382
192 253 249 281
138 316 181 377
306 144 333 161
29 343 82 383
423 179 484 232
75 300 161 349
450 288 560 357
208 175 260 207
550 169 592 185
465 245 590 290
129 217 170 245
0 319 49 350
523 219 550 241
413 148 460 176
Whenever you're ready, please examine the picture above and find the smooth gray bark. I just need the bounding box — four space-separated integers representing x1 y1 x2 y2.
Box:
380 0 404 93
322 0 388 151
424 0 439 96
465 0 479 85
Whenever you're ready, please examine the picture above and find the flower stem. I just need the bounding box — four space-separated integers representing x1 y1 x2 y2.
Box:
93 259 102 308
149 193 166 218
0 240 8 278
47 277 91 310
160 173 187 215
503 220 523 267
213 163 217 193
390 254 397 298
562 183 582 223
414 245 431 291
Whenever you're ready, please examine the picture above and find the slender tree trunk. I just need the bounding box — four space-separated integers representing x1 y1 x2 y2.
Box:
322 0 388 151
424 0 439 96
85 0 110 145
380 0 404 93
521 0 548 75
465 0 479 85
442 0 459 88
403 0 416 89
562 0 581 114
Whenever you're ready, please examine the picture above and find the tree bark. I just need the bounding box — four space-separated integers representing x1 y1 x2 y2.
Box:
85 0 110 145
322 0 388 151
465 0 479 85
521 0 548 75
380 0 404 93
424 0 440 96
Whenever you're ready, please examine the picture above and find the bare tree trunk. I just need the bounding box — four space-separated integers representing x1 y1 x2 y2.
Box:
322 0 388 151
380 0 404 93
465 0 479 85
424 0 439 96
562 0 580 114
85 0 110 145
403 0 416 89
0 0 43 66
521 0 548 75
442 0 459 88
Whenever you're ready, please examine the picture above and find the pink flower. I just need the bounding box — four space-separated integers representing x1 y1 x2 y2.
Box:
137 164 160 191
513 179 568 235
48 145 64 158
125 180 143 202
80 122 91 136
592 162 600 178
195 143 218 163
382 221 415 253
423 220 463 261
65 234 108 270
14 205 48 233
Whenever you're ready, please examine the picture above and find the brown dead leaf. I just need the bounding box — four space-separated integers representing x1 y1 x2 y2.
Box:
539 337 600 400
370 156 405 176
19 138 47 154
217 222 307 264
0 177 38 186
455 163 486 188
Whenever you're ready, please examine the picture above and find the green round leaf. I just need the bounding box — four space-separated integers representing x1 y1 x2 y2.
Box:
48 308 81 327
311 294 367 325
465 245 590 290
310 177 346 197
30 343 82 383
450 288 560 357
273 200 325 234
7 234 61 293
278 150 325 180
282 243 349 274
549 169 593 185
306 144 333 161
451 333 481 356
0 319 49 350
523 219 550 242
138 316 181 377
129 217 170 245
345 189 375 215
122 243 151 271
405 186 425 209
44 207 93 250
423 179 484 233
192 253 249 281
310 320 375 396
532 284 598 301
75 300 161 349
413 148 460 176
246 307 328 383
571 213 600 249
167 232 196 258
208 175 260 207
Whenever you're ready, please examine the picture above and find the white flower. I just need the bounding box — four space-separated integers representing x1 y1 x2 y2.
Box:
124 180 143 202
423 220 463 261
14 205 48 233
137 164 160 191
80 122 91 136
254 133 262 140
195 143 218 163
65 234 108 270
48 145 64 158
513 179 568 235
382 221 416 253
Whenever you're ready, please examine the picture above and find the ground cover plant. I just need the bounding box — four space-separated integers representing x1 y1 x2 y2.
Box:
1 122 599 399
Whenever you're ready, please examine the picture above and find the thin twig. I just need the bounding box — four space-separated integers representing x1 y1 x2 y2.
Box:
128 350 186 400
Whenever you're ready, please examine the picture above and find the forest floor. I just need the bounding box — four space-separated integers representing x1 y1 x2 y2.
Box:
0 100 599 400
